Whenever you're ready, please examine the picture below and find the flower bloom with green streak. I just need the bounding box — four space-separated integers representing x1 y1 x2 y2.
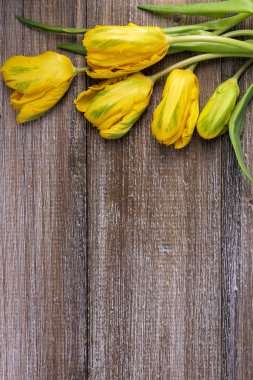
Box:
75 73 154 139
0 51 75 123
151 69 199 149
197 78 240 139
83 23 169 78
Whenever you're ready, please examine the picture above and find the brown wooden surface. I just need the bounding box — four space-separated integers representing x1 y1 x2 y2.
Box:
1 0 253 379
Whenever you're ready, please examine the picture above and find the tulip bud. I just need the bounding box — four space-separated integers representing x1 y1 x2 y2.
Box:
75 73 154 139
1 51 75 123
83 23 169 78
151 69 199 149
197 78 240 139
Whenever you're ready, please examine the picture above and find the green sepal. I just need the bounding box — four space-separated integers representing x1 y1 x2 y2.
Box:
58 42 86 55
138 1 253 18
16 16 87 34
229 83 253 183
219 126 229 136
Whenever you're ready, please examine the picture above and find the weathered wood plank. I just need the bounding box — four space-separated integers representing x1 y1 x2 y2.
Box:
2 0 253 379
0 0 88 379
86 0 222 378
235 53 253 380
236 18 253 378
221 61 242 380
221 13 253 379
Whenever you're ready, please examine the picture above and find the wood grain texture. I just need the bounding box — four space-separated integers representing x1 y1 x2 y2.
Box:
0 1 88 379
1 0 253 379
86 0 222 379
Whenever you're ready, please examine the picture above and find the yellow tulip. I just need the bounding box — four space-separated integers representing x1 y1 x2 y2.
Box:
151 69 199 149
75 73 154 139
0 51 75 123
197 78 240 139
83 23 169 78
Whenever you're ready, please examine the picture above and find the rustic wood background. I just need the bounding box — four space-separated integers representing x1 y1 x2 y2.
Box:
1 0 253 379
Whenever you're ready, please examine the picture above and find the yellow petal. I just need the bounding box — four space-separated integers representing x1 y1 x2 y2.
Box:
1 51 74 94
100 109 145 139
85 54 168 79
14 81 71 123
174 95 199 149
76 74 153 131
151 69 199 147
74 78 119 112
83 24 169 78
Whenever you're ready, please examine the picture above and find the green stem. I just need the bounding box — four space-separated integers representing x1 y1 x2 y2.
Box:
187 63 198 72
74 67 88 75
150 53 253 82
233 58 253 80
166 13 249 56
183 17 246 73
168 35 253 54
223 29 253 38
171 17 246 73
183 21 239 74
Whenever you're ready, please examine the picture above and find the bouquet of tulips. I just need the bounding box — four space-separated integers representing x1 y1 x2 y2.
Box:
2 0 253 183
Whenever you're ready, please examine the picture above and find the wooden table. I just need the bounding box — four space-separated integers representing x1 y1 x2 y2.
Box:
1 0 253 379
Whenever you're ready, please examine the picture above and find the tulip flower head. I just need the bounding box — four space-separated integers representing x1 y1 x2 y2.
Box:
0 51 75 123
83 23 169 78
75 73 154 139
197 78 240 139
151 69 199 148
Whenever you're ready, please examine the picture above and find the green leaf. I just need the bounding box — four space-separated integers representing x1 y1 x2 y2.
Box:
138 0 253 18
58 42 86 55
16 16 87 34
229 83 253 183
165 13 250 36
164 14 249 37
